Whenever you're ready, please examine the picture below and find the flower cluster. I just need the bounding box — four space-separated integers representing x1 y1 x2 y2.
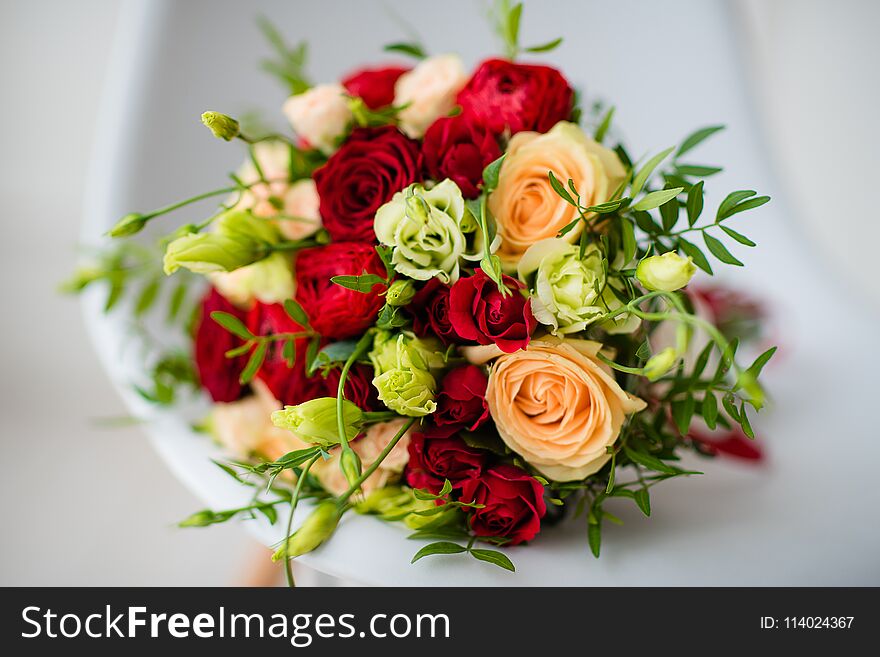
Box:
85 3 774 580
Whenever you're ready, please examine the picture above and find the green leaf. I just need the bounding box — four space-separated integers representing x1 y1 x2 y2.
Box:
281 338 296 368
720 225 756 246
211 311 254 339
745 346 777 380
686 180 704 226
674 164 723 177
481 154 505 193
623 446 681 475
311 340 358 372
716 190 756 219
678 238 713 274
659 196 679 232
585 197 628 214
283 298 310 327
504 2 523 54
739 405 755 439
676 125 725 158
383 42 427 59
630 147 675 198
702 391 719 430
410 541 467 563
239 340 267 384
634 488 651 516
375 245 394 279
524 36 563 53
633 187 683 211
587 519 602 558
134 277 161 318
703 232 744 266
719 195 771 220
620 217 636 264
548 170 577 206
594 106 615 143
691 341 714 381
167 279 188 323
470 549 515 572
722 392 741 422
634 210 661 234
672 394 696 434
330 273 387 293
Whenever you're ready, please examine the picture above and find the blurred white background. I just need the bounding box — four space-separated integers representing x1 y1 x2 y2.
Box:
0 0 877 585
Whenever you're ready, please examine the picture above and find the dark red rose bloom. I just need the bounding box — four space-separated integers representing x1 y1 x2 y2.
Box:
408 278 459 344
456 58 573 135
193 288 249 402
433 366 490 434
405 428 487 494
459 464 546 545
294 242 387 339
421 115 501 198
448 268 536 353
313 126 421 242
342 65 409 109
246 301 379 409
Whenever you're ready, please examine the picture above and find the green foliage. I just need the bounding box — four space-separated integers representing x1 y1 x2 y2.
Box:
257 16 311 94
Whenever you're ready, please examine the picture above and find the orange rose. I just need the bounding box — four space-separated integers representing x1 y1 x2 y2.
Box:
465 337 645 481
488 122 625 264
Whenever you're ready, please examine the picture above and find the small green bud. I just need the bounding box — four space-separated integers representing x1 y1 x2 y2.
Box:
200 111 240 141
271 501 340 561
108 212 150 238
643 347 678 381
59 266 104 293
354 486 435 529
384 279 416 307
271 397 364 447
339 447 363 488
636 252 696 292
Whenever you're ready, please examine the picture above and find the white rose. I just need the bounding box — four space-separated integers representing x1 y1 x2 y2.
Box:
394 54 467 138
282 83 352 154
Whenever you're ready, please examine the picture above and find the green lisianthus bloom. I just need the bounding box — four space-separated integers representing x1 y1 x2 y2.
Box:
163 209 279 275
374 179 487 283
271 397 364 447
369 330 446 376
370 334 437 417
518 238 608 335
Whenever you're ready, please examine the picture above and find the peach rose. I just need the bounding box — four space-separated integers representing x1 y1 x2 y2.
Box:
312 418 414 496
488 121 626 264
394 54 468 138
465 337 645 481
210 380 309 460
282 83 352 153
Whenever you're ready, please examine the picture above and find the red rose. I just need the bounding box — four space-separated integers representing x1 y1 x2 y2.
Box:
405 428 487 494
193 288 249 402
448 268 536 353
294 242 387 339
342 65 409 109
408 278 459 344
459 464 546 545
433 365 490 434
421 115 501 198
313 126 421 243
246 301 379 409
456 58 573 135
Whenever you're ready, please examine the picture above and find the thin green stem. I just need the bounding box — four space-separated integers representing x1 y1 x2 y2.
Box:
336 417 417 506
283 454 320 588
336 333 374 451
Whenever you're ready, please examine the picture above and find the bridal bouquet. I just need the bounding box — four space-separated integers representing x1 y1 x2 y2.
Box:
69 3 774 579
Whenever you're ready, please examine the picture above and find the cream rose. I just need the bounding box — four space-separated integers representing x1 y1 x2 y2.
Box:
465 337 645 481
282 83 352 153
312 418 414 495
394 54 468 138
488 121 626 264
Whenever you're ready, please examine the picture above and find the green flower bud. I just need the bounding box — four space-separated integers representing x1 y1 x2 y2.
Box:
271 501 340 562
108 212 150 238
636 252 696 292
162 210 278 275
200 111 240 141
339 447 363 487
385 279 416 307
369 330 446 377
644 347 679 381
373 365 437 417
271 397 364 448
354 486 435 529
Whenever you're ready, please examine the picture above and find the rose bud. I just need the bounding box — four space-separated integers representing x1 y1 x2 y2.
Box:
271 500 340 561
636 252 697 292
271 397 364 448
200 111 240 141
